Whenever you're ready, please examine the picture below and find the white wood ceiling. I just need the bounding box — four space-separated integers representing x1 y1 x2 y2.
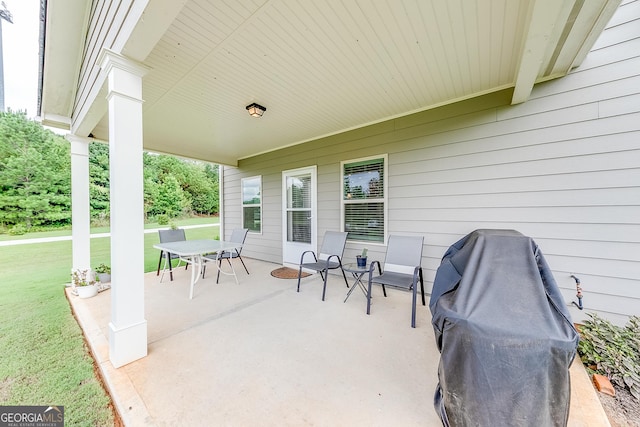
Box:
80 0 622 165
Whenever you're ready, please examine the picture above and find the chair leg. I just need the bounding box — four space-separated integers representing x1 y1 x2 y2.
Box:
159 253 173 282
216 258 223 284
340 265 349 288
296 265 304 292
157 251 163 276
238 255 249 274
366 280 373 315
419 268 426 306
321 269 328 301
411 284 418 328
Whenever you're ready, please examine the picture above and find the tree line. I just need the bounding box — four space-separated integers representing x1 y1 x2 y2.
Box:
0 111 218 234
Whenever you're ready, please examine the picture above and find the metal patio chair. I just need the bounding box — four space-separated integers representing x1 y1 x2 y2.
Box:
156 228 188 282
296 231 349 300
202 228 249 283
366 235 425 328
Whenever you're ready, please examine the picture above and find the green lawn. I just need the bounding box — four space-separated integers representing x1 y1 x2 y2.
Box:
0 220 219 426
0 216 218 241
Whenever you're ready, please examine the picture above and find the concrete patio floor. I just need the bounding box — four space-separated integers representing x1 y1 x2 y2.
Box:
68 257 610 426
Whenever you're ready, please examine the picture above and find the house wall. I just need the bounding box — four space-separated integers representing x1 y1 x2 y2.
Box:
222 0 640 326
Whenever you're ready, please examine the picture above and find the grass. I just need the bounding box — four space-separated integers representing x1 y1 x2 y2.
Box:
0 216 218 241
0 219 219 426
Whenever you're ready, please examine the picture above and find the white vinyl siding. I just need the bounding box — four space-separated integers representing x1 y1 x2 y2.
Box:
222 2 640 325
75 0 133 121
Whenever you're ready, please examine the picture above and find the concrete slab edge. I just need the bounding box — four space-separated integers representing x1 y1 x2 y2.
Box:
65 288 155 426
568 357 611 427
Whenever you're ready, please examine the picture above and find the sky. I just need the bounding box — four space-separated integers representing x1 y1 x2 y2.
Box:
2 0 40 117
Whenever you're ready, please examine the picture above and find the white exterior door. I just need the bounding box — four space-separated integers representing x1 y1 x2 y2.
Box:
282 166 317 267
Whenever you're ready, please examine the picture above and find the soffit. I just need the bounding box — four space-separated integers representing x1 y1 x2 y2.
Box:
41 0 621 165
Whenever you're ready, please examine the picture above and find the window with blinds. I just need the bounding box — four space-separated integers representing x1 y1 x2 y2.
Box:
241 176 262 233
341 155 386 242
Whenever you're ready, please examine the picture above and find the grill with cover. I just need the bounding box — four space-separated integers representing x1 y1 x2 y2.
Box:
429 229 579 427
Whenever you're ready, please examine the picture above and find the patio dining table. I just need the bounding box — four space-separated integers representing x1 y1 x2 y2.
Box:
153 239 243 299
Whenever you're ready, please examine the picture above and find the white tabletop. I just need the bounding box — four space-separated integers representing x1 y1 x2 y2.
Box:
154 239 241 257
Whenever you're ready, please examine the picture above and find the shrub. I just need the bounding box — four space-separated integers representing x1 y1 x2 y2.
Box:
578 313 640 400
8 224 27 235
156 214 169 225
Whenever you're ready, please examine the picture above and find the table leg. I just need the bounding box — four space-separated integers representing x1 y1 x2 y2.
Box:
344 272 368 303
189 255 203 299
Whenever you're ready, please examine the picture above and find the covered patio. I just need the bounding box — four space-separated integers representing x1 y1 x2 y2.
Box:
69 257 609 426
38 0 637 369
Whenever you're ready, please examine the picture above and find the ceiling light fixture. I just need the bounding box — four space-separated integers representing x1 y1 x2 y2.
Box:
246 102 266 118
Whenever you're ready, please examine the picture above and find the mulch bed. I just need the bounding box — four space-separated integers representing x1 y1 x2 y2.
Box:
597 385 640 427
270 267 310 279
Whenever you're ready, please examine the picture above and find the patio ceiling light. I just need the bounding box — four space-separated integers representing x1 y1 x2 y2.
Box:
246 102 266 118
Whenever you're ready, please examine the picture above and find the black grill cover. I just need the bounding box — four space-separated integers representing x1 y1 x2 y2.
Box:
429 229 578 427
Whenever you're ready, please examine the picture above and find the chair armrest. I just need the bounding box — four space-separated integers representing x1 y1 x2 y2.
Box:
299 250 318 264
367 260 382 283
322 254 342 267
412 266 421 284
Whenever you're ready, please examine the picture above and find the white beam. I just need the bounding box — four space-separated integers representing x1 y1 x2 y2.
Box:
70 0 185 139
71 84 108 138
570 0 623 69
512 0 576 105
99 48 150 368
118 0 189 62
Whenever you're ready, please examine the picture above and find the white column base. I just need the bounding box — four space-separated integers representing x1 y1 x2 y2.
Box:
109 320 148 368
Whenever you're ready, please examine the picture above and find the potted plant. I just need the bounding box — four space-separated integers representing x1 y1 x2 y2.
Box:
95 263 111 283
71 268 98 298
356 248 368 267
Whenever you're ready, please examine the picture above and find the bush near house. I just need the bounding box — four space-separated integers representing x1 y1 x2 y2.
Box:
578 313 640 400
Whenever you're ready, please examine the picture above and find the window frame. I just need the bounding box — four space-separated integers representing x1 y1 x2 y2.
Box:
241 175 262 234
340 154 388 244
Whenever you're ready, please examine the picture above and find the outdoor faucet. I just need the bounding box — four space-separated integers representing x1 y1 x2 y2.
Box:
570 275 583 310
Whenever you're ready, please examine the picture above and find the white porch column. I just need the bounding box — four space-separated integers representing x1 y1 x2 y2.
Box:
99 49 150 368
68 135 91 272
